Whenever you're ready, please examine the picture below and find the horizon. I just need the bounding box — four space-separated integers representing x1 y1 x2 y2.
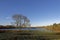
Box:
0 0 60 26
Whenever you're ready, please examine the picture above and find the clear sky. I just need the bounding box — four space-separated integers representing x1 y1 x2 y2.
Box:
0 0 60 26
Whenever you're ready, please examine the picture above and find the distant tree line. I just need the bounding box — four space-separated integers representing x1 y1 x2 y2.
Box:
0 25 15 29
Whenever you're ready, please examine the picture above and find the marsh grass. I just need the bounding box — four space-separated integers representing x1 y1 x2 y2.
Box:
0 30 59 40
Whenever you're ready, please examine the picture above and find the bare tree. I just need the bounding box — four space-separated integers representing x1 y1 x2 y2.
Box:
22 16 30 27
12 14 22 27
12 14 31 27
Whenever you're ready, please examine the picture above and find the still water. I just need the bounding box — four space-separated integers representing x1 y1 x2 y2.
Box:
0 28 52 32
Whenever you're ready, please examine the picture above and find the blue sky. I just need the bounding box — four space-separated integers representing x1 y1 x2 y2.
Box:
0 0 60 26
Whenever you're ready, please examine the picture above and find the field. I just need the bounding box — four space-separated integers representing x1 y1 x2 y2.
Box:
0 30 60 40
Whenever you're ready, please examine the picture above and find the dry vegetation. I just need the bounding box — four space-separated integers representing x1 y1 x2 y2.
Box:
45 23 60 32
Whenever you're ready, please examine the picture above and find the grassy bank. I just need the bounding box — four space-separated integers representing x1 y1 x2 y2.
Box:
0 30 60 40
